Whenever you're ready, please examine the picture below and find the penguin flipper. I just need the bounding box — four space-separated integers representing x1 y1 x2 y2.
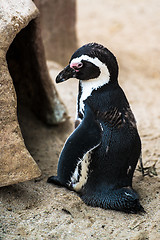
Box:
48 104 102 190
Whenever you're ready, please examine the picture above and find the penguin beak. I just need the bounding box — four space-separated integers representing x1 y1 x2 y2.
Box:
56 65 77 83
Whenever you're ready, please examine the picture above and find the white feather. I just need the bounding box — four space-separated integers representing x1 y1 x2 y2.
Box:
70 143 100 191
71 55 110 115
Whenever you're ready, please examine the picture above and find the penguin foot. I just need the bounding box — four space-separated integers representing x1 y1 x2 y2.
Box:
47 176 73 191
47 176 63 187
81 187 145 214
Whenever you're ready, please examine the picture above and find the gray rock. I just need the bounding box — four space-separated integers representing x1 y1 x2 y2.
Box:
0 0 76 187
7 0 68 125
0 0 42 187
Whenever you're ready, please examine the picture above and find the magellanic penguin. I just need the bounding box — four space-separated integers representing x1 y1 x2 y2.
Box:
48 43 144 213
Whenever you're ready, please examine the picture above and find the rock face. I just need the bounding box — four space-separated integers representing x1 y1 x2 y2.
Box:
0 0 77 187
7 1 68 126
0 0 42 187
39 0 77 66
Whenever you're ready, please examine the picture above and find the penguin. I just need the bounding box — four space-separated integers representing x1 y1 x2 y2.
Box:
47 43 144 213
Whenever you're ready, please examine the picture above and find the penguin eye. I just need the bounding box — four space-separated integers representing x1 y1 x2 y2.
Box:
77 62 83 68
70 62 83 71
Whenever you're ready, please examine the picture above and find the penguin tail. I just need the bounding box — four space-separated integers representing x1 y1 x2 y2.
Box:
81 187 145 214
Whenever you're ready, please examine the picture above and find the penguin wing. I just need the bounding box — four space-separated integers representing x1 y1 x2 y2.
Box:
56 104 102 185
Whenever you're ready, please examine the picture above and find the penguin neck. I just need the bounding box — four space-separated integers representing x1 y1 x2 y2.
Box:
78 75 112 116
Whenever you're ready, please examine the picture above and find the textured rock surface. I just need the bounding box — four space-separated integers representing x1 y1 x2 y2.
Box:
0 0 41 187
39 0 77 66
7 0 68 125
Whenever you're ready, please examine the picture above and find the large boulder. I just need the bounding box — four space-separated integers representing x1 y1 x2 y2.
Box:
0 0 41 187
7 1 68 126
0 0 77 187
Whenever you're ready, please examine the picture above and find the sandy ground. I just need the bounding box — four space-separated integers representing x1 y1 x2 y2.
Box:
0 0 160 239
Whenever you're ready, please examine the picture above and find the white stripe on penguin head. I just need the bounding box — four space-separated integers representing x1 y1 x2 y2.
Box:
70 55 110 115
70 54 110 84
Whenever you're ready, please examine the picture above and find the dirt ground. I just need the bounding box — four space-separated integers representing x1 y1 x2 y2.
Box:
0 0 160 239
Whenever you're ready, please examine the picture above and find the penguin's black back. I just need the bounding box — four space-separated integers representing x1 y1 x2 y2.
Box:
81 83 141 194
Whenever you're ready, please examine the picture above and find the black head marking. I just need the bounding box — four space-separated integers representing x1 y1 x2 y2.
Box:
56 43 119 84
70 43 119 82
75 60 100 80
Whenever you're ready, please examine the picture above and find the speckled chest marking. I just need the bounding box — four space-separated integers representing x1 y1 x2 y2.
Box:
68 144 100 192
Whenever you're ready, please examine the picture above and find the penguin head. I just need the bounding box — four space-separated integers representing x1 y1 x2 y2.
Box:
56 43 119 85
